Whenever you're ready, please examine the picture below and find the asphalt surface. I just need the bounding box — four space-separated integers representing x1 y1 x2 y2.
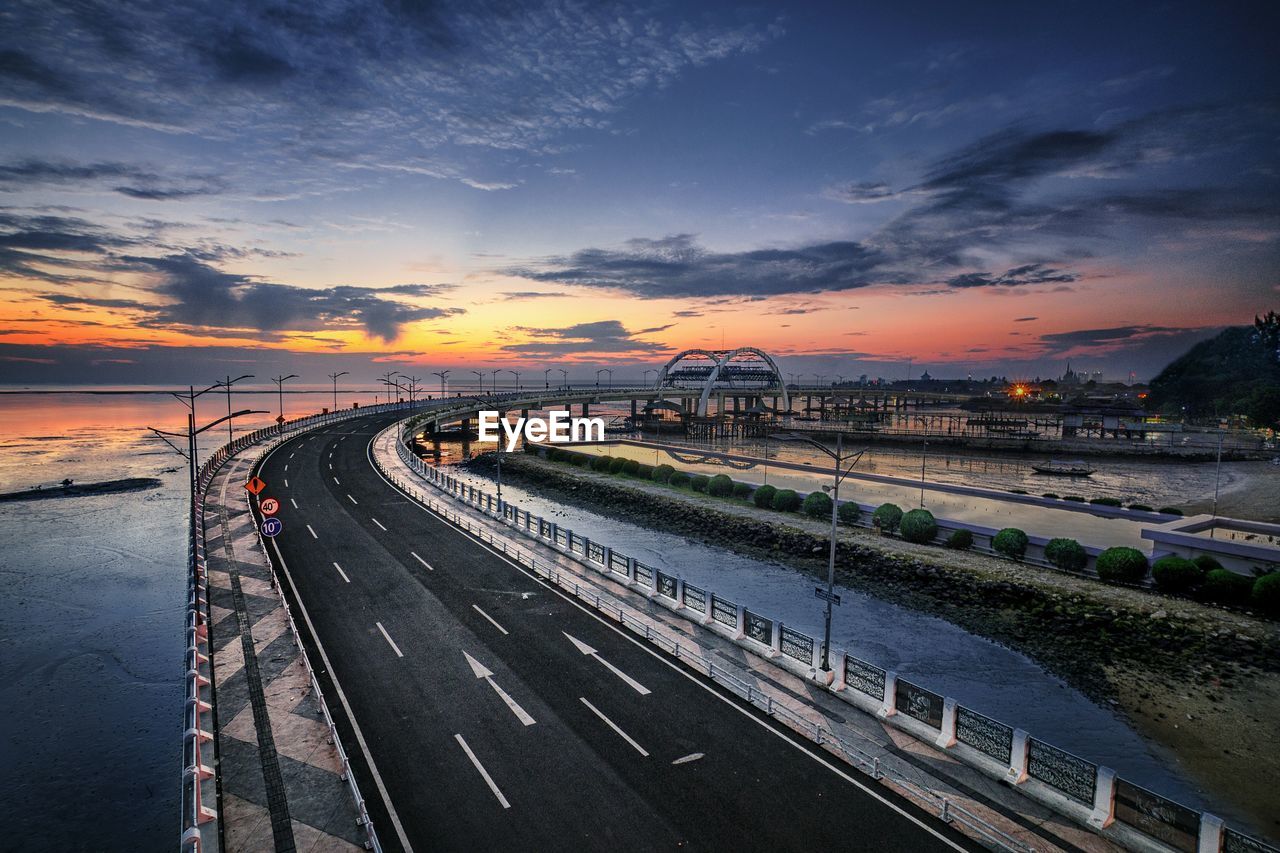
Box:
253 413 979 852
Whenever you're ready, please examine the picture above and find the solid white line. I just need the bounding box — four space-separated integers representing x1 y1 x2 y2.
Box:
365 434 965 852
333 562 350 583
580 697 648 756
376 621 404 657
410 551 433 571
290 498 298 509
348 494 358 505
472 604 509 635
306 524 318 539
372 518 387 532
454 734 510 809
487 677 535 726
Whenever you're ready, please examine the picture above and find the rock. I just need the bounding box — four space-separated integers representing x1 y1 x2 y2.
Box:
1151 610 1167 620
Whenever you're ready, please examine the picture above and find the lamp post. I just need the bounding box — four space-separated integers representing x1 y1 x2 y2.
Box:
505 369 520 391
559 368 568 390
919 440 928 508
472 370 485 396
271 374 298 432
543 368 551 390
491 369 502 395
215 374 254 445
767 432 866 675
596 368 612 389
405 375 422 404
327 371 349 413
432 370 450 399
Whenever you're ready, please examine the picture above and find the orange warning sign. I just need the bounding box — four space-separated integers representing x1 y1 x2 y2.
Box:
244 476 267 495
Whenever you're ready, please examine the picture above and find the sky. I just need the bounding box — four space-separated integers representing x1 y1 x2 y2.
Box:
0 0 1277 388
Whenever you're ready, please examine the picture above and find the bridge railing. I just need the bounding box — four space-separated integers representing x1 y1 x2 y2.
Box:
380 421 1278 853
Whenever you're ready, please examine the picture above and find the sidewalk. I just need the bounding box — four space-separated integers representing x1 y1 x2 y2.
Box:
373 428 1122 853
204 441 365 853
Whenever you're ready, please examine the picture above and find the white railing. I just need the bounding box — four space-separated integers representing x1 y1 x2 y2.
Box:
381 422 1278 853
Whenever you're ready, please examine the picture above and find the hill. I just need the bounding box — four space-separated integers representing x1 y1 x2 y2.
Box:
1147 312 1280 428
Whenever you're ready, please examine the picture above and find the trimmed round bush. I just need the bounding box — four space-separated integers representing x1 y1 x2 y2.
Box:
900 509 938 544
591 455 613 472
545 447 564 462
690 474 710 492
1127 503 1154 512
621 458 641 476
1251 573 1280 615
946 529 973 550
731 481 753 499
1090 497 1122 507
1158 506 1184 516
1044 537 1087 571
1200 568 1252 603
752 484 778 508
1193 555 1223 573
1096 547 1149 583
872 503 903 534
668 471 692 489
802 490 833 519
635 463 654 480
771 488 802 512
837 501 860 526
707 474 734 497
568 451 591 466
608 456 628 474
992 527 1029 561
1041 492 1059 499
1063 495 1086 503
652 464 674 484
1151 556 1204 593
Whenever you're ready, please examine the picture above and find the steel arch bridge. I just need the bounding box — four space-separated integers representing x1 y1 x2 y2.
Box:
653 347 789 417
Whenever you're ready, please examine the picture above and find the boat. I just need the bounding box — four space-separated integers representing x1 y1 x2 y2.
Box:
1032 459 1096 477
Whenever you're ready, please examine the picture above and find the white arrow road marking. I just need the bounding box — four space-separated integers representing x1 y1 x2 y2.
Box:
673 753 704 765
563 632 651 695
333 562 350 583
306 524 318 539
464 651 534 726
376 622 403 657
455 734 510 809
472 604 509 635
372 518 387 532
410 552 433 571
580 697 648 756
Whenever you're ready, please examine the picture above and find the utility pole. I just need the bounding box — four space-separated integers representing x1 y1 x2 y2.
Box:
328 371 349 412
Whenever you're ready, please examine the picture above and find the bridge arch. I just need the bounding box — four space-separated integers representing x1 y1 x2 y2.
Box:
654 347 789 418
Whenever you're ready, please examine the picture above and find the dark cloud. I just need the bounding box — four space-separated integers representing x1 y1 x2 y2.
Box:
1014 316 1038 322
823 181 901 204
0 159 227 200
502 319 671 357
498 290 570 300
1036 325 1190 350
946 263 1077 289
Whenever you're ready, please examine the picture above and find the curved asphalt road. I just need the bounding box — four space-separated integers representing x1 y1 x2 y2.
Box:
252 412 978 852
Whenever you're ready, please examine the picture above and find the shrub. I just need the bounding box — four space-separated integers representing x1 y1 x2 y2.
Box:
652 464 675 484
690 474 710 492
1090 497 1123 507
608 456 628 474
1158 506 1184 516
1044 537 1087 571
771 489 802 512
900 509 938 544
752 484 778 509
1193 555 1224 573
993 527 1029 560
707 474 734 497
621 459 641 476
591 455 613 472
1251 573 1280 615
1041 492 1059 499
802 490 833 519
731 481 753 499
568 451 590 466
946 529 973 550
1128 503 1154 512
837 501 860 526
1009 488 1028 495
872 503 903 534
1063 495 1086 502
1200 569 1252 603
1096 547 1149 583
634 463 654 480
545 447 564 461
1151 556 1204 593
668 471 692 489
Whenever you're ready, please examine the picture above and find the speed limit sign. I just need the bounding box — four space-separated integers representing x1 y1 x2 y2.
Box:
260 497 280 516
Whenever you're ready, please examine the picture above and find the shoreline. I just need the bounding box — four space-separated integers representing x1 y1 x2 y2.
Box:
0 477 162 502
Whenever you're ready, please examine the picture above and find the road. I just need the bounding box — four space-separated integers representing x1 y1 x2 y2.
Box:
253 412 978 852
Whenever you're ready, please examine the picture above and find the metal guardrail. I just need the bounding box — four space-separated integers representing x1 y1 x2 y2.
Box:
382 423 1279 853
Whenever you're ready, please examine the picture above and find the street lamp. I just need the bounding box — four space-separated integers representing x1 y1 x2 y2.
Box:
327 371 349 413
919 440 928 508
544 368 551 390
472 370 485 396
405 375 422 404
271 374 298 432
505 369 520 391
491 369 502 395
215 374 254 445
559 368 568 389
596 368 613 389
432 370 450 398
767 432 866 675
